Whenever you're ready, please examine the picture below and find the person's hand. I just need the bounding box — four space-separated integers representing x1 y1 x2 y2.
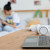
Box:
1 21 7 25
16 25 21 29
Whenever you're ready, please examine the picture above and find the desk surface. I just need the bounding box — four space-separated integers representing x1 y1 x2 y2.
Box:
0 29 50 50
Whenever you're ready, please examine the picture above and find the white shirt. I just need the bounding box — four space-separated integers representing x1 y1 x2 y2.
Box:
11 12 20 23
0 12 20 24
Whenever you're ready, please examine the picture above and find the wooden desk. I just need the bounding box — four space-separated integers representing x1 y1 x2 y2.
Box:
0 29 50 50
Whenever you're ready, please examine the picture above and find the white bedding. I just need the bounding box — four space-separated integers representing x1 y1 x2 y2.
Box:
0 25 50 37
0 17 49 37
0 31 12 37
0 28 22 37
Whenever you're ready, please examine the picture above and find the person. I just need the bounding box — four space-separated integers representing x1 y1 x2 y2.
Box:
0 2 21 32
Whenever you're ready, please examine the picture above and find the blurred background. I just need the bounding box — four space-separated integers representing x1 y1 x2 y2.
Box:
0 0 50 27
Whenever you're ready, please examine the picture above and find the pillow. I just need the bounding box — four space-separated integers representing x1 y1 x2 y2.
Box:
26 19 41 27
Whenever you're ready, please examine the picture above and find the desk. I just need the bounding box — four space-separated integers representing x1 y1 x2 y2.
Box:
0 29 50 50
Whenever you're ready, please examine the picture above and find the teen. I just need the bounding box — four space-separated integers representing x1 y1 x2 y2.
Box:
0 2 21 32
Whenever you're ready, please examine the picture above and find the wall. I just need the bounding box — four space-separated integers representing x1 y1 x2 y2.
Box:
0 0 50 10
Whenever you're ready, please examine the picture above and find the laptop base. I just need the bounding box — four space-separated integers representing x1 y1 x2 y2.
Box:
22 47 50 49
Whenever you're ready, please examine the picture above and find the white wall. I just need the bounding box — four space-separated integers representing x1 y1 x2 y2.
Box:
0 0 50 10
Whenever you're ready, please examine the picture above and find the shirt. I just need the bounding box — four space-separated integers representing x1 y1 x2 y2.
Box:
11 12 20 23
1 12 20 24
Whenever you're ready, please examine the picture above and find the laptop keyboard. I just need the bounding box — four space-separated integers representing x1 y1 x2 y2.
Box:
39 36 50 46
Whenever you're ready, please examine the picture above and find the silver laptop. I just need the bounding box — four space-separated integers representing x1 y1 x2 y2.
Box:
22 36 50 49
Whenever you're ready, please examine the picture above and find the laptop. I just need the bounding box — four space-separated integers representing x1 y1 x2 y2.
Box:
22 36 50 49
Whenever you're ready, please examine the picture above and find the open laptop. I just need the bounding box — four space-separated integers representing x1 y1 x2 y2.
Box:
22 36 50 49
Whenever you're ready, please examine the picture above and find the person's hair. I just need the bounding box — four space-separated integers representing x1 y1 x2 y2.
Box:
4 2 11 11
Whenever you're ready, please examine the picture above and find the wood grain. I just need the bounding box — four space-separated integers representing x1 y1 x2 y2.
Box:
0 29 50 50
14 10 50 12
13 10 50 17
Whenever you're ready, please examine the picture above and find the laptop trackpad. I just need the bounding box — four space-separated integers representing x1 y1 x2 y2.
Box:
23 37 38 47
25 38 38 42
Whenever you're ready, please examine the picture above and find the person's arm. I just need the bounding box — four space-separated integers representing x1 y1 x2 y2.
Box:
1 21 21 28
7 23 21 28
7 23 17 28
2 13 21 28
